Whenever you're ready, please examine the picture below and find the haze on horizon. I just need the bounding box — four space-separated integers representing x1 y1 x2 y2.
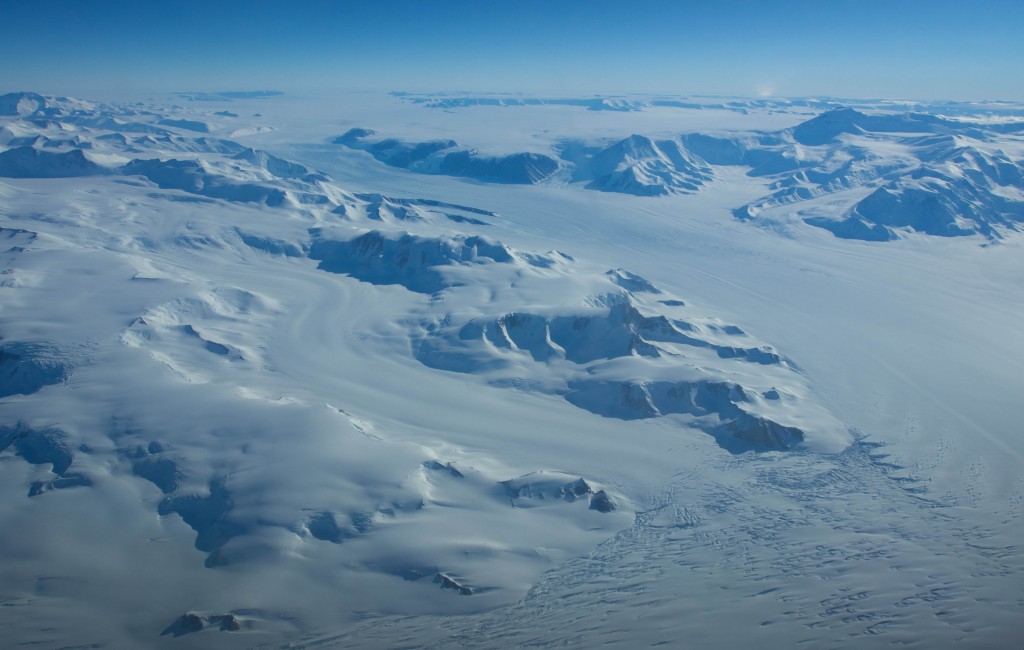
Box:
2 0 1021 102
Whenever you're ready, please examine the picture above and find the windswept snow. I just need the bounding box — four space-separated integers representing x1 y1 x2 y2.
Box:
0 90 1022 649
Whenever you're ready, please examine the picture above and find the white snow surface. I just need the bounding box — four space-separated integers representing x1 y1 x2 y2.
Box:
0 91 1022 648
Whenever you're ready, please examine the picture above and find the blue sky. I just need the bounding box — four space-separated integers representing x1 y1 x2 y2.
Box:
2 0 1021 100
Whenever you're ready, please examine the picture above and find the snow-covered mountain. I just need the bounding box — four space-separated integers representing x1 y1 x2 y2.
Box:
1 91 1022 648
331 103 1024 240
691 107 1024 240
564 134 715 196
335 127 561 184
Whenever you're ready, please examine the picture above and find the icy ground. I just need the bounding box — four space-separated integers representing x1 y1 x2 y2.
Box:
0 91 1022 648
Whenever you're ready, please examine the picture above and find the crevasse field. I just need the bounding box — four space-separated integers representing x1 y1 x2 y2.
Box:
0 90 1022 648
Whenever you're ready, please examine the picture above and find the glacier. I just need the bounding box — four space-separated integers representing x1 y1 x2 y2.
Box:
0 89 1022 648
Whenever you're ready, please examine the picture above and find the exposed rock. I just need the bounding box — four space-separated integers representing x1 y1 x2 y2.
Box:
434 573 473 595
162 612 204 637
213 614 241 631
0 341 72 397
589 490 616 513
0 146 103 178
422 460 464 478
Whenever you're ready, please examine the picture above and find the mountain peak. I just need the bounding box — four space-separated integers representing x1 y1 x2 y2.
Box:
0 91 47 117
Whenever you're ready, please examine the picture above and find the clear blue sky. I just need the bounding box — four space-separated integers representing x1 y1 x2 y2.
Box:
2 0 1021 101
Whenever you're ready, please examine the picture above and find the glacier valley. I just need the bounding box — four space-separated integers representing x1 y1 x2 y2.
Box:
0 90 1022 648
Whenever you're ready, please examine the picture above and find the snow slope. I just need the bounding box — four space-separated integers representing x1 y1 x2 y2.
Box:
0 91 1022 648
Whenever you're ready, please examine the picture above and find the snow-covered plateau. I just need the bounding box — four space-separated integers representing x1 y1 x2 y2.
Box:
0 90 1022 648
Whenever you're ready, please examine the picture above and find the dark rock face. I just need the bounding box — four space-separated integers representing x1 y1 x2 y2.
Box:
29 473 91 497
179 613 204 632
434 572 473 595
162 612 204 637
0 146 103 178
589 490 616 513
0 423 93 496
122 158 286 205
566 379 805 452
335 128 560 184
0 342 72 398
213 614 241 631
439 150 560 184
0 92 46 116
309 229 548 295
422 459 464 478
162 611 242 635
306 511 346 543
158 479 242 564
0 423 73 474
132 457 184 494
